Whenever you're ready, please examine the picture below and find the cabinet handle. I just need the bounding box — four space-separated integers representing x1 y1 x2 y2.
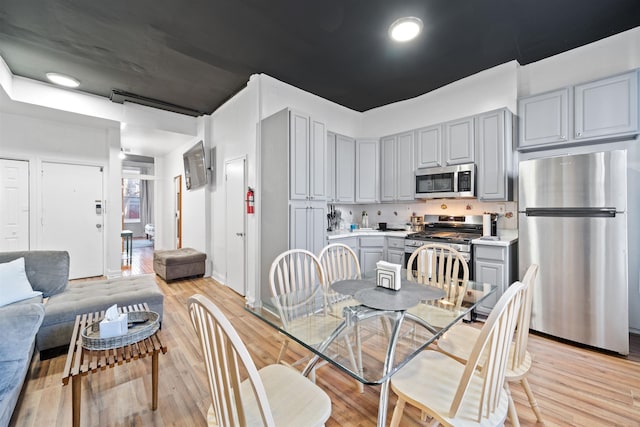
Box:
560 135 566 140
576 131 582 137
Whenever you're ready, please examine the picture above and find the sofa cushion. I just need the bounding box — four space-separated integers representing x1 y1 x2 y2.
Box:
37 274 164 351
0 258 42 307
0 303 45 427
0 251 69 297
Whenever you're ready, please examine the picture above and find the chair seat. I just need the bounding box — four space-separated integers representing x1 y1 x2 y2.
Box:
210 364 331 427
437 324 534 379
391 350 509 427
407 302 460 329
286 313 344 346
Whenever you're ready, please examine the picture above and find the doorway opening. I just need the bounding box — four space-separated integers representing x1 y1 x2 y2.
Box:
121 155 155 276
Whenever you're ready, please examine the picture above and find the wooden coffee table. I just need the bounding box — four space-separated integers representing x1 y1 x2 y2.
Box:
61 303 167 427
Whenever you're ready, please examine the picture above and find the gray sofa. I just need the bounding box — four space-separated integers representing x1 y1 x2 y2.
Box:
0 251 164 427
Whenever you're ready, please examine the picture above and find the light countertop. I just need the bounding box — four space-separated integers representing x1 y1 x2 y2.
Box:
471 229 518 247
327 229 410 239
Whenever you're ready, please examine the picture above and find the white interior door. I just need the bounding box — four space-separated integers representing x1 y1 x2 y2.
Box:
41 162 104 279
0 159 29 251
225 157 246 295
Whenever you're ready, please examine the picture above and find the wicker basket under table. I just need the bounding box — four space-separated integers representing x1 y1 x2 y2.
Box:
61 303 168 427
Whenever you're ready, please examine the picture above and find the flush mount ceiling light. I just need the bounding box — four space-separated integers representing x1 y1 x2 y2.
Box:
389 17 423 42
45 72 80 88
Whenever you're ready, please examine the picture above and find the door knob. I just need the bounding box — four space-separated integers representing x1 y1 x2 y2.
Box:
236 232 244 237
96 224 102 229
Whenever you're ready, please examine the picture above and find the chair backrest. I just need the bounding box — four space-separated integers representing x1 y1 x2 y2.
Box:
318 243 361 284
269 249 326 328
406 243 469 309
318 243 361 306
449 281 527 421
510 264 539 370
188 294 276 427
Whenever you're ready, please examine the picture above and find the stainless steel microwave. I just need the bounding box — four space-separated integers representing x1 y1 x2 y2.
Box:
415 163 475 199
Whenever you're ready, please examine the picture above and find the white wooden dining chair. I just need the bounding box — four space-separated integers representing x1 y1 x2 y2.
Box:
318 243 364 392
406 243 470 330
406 243 469 310
436 264 542 426
389 281 528 427
187 294 331 427
269 249 360 385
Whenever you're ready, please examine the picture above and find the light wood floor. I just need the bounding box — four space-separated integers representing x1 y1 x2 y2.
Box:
10 262 640 426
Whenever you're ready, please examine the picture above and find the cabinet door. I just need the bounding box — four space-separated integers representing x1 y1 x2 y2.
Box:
335 134 355 203
474 259 505 315
396 132 415 201
290 203 309 250
309 119 327 200
387 250 405 265
574 71 638 140
308 204 327 255
416 125 442 168
289 111 310 200
361 248 384 274
445 117 474 165
355 138 379 203
518 88 569 149
326 132 336 202
380 136 396 202
477 109 509 201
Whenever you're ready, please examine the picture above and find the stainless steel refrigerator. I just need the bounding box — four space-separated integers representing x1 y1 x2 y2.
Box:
518 150 629 355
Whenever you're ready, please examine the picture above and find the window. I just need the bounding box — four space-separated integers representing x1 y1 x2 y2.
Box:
123 175 141 223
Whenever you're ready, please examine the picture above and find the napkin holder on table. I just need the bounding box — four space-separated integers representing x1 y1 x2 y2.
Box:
99 304 128 338
376 260 402 291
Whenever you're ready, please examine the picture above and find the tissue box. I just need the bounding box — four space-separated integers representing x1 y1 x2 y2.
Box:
376 261 402 291
100 313 129 338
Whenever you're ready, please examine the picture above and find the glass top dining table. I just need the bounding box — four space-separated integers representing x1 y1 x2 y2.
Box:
245 273 496 426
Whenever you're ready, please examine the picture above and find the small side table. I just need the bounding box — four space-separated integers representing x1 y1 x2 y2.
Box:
121 230 133 264
61 303 167 427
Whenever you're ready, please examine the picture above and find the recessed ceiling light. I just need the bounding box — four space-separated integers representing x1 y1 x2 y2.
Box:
45 72 80 88
389 17 423 42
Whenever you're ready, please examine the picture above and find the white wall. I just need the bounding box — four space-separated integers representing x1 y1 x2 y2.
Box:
361 61 518 137
0 110 123 277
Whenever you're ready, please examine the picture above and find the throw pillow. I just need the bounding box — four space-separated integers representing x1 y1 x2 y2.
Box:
0 257 42 307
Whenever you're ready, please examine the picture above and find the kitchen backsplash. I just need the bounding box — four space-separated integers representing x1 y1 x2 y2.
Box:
332 200 518 230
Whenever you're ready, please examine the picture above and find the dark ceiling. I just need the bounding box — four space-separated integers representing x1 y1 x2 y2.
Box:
1 1 639 116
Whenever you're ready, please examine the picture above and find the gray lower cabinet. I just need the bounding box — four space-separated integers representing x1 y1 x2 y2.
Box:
476 108 514 201
290 202 326 256
473 242 517 316
359 236 385 273
386 237 405 265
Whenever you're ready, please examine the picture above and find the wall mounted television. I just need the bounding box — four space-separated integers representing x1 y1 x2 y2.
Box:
183 140 208 190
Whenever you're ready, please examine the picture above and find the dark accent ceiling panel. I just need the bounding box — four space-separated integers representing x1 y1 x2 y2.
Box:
0 0 638 115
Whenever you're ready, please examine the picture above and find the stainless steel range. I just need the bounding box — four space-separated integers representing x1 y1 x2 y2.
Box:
404 215 484 278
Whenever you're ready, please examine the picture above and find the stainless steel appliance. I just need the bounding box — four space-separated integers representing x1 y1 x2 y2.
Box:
415 163 475 199
404 215 484 278
519 150 629 355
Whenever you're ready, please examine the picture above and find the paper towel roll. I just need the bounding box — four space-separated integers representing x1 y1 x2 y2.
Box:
483 214 491 236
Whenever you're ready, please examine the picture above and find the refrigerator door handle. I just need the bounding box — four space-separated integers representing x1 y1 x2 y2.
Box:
525 207 617 217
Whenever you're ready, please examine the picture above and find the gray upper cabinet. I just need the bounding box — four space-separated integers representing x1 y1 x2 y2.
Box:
476 109 514 201
574 71 638 140
355 138 379 203
289 111 326 201
518 70 639 151
381 131 414 202
444 117 475 165
416 124 442 168
518 88 569 149
335 133 356 203
326 131 336 202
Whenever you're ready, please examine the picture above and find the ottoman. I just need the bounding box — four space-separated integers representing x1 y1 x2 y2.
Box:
153 248 206 281
38 274 164 353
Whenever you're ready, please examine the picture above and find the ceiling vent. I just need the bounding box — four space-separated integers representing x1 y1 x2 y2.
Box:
110 89 204 117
